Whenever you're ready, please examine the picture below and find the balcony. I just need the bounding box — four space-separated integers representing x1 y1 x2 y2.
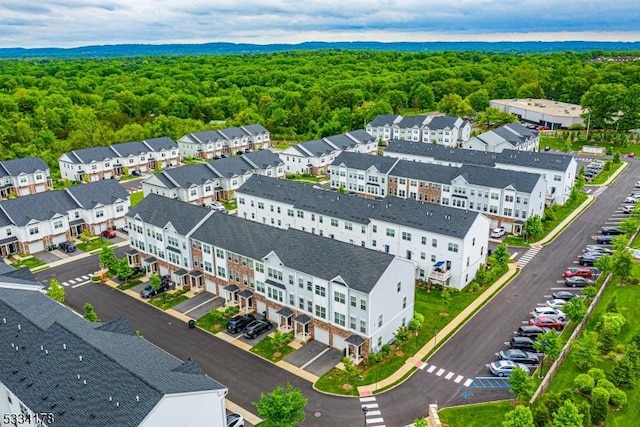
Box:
428 261 452 284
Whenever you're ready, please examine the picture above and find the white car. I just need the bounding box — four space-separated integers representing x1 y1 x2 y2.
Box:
622 205 636 214
546 299 568 310
624 196 639 204
209 202 225 212
531 307 566 321
490 228 506 238
635 181 640 188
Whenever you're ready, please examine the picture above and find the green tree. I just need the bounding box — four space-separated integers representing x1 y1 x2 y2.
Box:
563 297 587 323
465 89 490 113
413 418 427 427
590 387 609 424
581 83 626 130
553 400 583 427
535 331 562 377
114 257 134 283
83 303 100 322
508 367 535 402
524 215 543 240
46 278 65 303
437 94 473 117
254 384 308 427
99 245 117 272
571 331 600 371
576 402 591 427
493 243 510 266
476 107 516 127
612 248 633 284
502 405 534 427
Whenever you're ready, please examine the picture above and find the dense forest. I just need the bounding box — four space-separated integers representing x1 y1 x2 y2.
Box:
1 50 639 170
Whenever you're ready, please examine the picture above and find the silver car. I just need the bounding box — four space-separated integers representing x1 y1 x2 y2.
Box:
489 360 530 377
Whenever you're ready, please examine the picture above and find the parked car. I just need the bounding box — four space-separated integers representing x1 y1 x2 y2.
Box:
131 170 141 176
243 320 273 339
552 291 580 301
226 413 245 427
596 235 614 244
531 307 565 321
101 229 117 238
498 349 540 365
579 251 604 265
601 226 625 235
510 336 536 351
140 281 173 298
546 299 568 310
131 266 145 275
489 360 531 377
624 196 639 204
565 276 593 287
517 325 551 338
529 316 564 331
122 225 129 234
58 241 76 253
226 314 257 334
563 268 593 278
584 245 612 254
490 227 506 238
209 202 225 212
622 205 636 214
635 180 640 188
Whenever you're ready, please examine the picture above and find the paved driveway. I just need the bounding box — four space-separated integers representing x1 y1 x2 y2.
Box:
285 340 342 376
285 340 328 367
33 250 64 264
173 291 224 319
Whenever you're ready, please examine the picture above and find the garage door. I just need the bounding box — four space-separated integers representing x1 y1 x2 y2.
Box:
52 235 67 245
314 326 329 345
29 241 44 254
205 279 216 294
35 184 46 193
268 307 278 321
333 335 347 351
256 301 266 317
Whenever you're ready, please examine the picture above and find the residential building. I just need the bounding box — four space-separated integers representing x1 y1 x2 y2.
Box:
178 124 270 159
236 176 490 289
0 180 129 256
59 137 179 182
330 151 547 233
366 114 472 146
462 122 540 152
0 285 227 427
142 150 285 204
126 195 416 359
490 98 584 129
279 129 377 175
383 141 578 205
0 157 51 198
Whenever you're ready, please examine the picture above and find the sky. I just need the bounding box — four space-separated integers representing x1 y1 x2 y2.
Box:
0 0 638 48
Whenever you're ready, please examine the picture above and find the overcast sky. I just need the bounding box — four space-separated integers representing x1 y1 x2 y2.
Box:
1 0 638 48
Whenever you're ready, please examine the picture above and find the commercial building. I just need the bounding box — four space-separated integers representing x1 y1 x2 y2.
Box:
489 99 584 129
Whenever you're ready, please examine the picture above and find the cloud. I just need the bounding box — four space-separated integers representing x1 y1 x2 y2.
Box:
0 0 638 48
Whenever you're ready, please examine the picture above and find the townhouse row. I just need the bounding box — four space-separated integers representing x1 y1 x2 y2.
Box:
328 151 547 234
142 150 284 204
0 157 51 199
0 180 129 256
178 124 270 159
383 140 577 205
462 122 540 152
366 114 472 146
126 195 416 359
235 175 490 289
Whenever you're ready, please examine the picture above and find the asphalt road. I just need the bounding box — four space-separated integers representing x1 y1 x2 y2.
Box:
32 157 637 426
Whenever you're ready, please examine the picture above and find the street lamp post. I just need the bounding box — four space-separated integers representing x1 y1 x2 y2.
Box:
362 406 368 426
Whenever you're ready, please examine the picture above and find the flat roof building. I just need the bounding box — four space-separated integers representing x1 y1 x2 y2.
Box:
490 99 584 129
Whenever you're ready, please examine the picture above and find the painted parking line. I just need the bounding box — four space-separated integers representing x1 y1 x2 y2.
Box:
468 377 511 389
436 368 445 376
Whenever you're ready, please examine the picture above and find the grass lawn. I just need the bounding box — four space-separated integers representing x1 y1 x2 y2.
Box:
76 238 110 253
130 191 144 207
250 336 296 362
119 174 141 182
540 132 640 156
11 257 46 270
315 277 503 395
116 278 143 290
587 161 624 185
196 310 230 334
285 174 324 185
149 293 189 310
504 192 588 246
223 200 237 211
542 270 640 426
438 401 514 427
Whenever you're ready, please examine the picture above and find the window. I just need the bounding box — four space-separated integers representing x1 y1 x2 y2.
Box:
116 204 124 213
403 297 407 309
334 291 345 304
257 202 264 210
401 232 411 241
331 218 338 227
344 221 352 230
287 209 294 217
315 285 326 297
217 266 226 278
297 210 304 218
386 228 395 237
267 267 283 281
432 238 437 248
255 262 264 273
29 226 39 236
95 209 104 218
360 320 366 334
372 225 377 233
298 297 304 309
204 261 213 273
378 314 383 327
288 274 294 285
53 220 63 230
360 299 367 310
298 278 304 288
350 296 357 307
315 305 326 319
421 236 427 245
397 282 402 292
554 174 562 182
505 195 514 202
334 312 345 326
361 225 366 234
448 242 459 253
350 316 356 330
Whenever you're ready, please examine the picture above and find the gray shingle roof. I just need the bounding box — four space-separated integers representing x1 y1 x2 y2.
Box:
459 164 543 192
385 140 498 167
181 124 268 145
296 139 336 157
387 160 460 184
0 157 49 177
218 127 248 139
491 122 539 147
495 150 573 171
332 151 399 173
242 150 282 169
0 287 225 427
368 115 401 127
66 146 117 164
241 124 269 135
209 156 255 178
66 180 130 209
112 141 148 157
189 207 395 294
396 115 429 128
426 115 461 129
238 176 480 239
142 137 177 151
127 194 211 235
161 163 221 188
183 130 226 144
0 191 78 226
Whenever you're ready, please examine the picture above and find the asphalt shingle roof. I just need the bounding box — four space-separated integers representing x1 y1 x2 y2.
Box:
332 151 399 173
189 206 395 294
387 161 461 185
66 180 130 209
368 115 401 127
142 137 177 151
241 124 269 135
181 124 268 145
458 164 543 192
238 176 480 239
0 287 224 427
385 140 498 167
66 146 117 164
161 163 221 188
0 157 49 177
127 194 211 235
495 150 574 171
112 141 148 157
426 115 460 129
288 130 374 158
0 191 78 226
396 115 429 128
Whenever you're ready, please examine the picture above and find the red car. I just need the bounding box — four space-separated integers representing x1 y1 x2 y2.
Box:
563 268 593 278
101 229 117 238
529 316 564 331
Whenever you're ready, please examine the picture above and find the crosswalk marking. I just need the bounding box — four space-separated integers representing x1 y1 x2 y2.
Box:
366 410 382 416
427 365 436 373
366 418 384 424
454 375 464 383
445 371 454 380
81 275 90 280
362 403 379 409
436 368 445 376
359 397 376 403
516 246 543 268
62 282 70 287
360 396 385 426
418 362 427 370
68 279 77 284
464 378 474 387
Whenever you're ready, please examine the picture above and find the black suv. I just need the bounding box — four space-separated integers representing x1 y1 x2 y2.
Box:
58 241 76 253
517 325 551 338
510 336 536 352
140 279 175 298
601 226 625 235
227 314 257 334
243 320 272 339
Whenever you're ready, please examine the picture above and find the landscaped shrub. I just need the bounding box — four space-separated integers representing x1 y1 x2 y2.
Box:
576 402 591 427
532 403 551 427
573 374 595 394
223 305 239 317
587 368 606 383
609 388 627 407
271 331 294 347
595 378 615 393
590 387 610 424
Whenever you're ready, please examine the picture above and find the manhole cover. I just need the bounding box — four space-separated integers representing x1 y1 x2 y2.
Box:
314 412 321 418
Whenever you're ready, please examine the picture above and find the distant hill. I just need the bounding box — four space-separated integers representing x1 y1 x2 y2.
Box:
1 41 639 59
